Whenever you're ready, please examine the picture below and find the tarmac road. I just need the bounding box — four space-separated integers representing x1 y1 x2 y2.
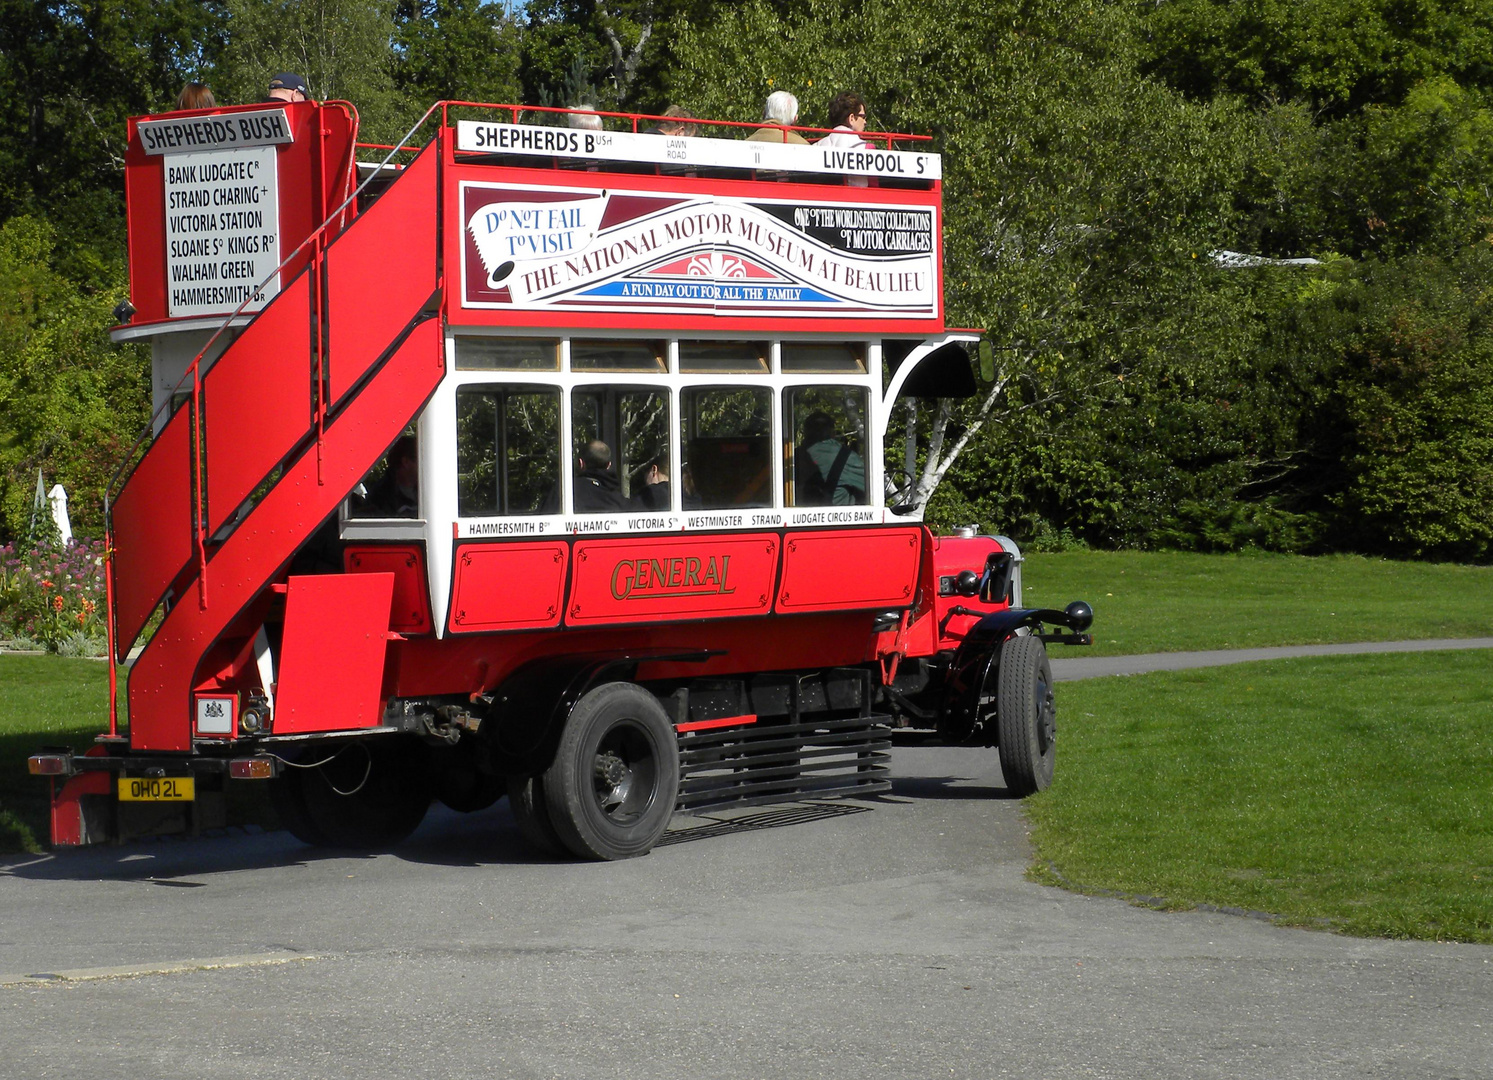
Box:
2 736 1490 1080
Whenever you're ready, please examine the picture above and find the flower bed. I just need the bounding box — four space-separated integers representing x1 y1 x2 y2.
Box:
0 539 108 655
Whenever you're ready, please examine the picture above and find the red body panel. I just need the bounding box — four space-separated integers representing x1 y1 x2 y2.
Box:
448 541 568 632
110 407 194 657
777 527 922 613
204 271 312 534
327 142 440 407
273 573 394 734
387 609 891 698
50 767 112 848
566 533 778 626
345 545 433 634
928 534 1009 650
123 102 355 325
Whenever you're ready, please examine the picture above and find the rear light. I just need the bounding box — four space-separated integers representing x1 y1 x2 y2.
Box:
28 753 72 776
229 757 276 780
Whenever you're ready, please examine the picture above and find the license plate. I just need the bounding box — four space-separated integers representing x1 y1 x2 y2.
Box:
118 776 195 802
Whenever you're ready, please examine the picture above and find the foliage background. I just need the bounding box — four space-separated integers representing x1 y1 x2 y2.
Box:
0 0 1489 561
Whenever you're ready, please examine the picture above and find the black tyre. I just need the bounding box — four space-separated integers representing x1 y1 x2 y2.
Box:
506 773 566 856
542 682 679 860
269 738 432 849
996 635 1056 796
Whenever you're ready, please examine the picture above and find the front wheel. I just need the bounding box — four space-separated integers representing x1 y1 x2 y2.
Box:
996 635 1056 796
542 682 679 860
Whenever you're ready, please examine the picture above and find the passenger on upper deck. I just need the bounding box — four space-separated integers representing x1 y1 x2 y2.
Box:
746 91 808 144
266 72 309 104
647 105 698 137
568 106 603 130
176 82 216 111
574 440 629 512
817 92 869 149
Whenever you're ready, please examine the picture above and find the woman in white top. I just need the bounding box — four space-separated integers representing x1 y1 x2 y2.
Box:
816 91 869 149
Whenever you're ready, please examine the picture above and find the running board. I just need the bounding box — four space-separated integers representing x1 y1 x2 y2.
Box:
674 713 892 814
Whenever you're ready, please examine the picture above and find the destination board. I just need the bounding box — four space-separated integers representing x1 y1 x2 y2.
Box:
163 146 282 318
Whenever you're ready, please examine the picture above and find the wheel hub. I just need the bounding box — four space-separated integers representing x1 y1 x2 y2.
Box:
593 750 633 810
1036 679 1055 754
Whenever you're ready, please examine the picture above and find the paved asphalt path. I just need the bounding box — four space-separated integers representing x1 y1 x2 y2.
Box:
2 643 1490 1079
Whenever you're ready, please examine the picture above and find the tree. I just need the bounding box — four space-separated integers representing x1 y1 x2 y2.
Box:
0 0 227 281
393 0 524 108
0 216 149 542
216 0 408 142
1137 0 1493 115
671 0 1271 544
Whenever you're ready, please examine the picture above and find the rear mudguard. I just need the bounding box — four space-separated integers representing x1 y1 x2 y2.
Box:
937 606 1091 744
481 647 716 775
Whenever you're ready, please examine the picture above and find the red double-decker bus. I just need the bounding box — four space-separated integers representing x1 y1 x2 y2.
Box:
30 101 1091 857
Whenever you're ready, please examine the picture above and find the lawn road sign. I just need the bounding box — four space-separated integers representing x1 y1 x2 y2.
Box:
460 182 939 319
137 109 292 318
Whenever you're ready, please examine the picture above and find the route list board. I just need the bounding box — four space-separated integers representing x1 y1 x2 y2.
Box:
137 108 293 318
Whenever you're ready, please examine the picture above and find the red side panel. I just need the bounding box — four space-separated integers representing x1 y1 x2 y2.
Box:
777 527 922 613
566 533 778 626
326 142 440 408
448 542 568 633
345 544 433 634
272 573 394 734
204 272 312 534
111 407 194 659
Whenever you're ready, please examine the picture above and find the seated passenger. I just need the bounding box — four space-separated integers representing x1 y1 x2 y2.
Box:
795 412 866 506
632 455 671 511
574 439 628 512
366 434 419 517
647 105 698 137
746 91 808 144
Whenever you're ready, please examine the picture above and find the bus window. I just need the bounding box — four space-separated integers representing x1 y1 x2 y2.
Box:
571 340 667 372
785 386 870 507
679 341 769 373
570 387 671 508
350 428 419 518
455 337 560 370
682 386 773 509
781 342 867 373
455 387 561 516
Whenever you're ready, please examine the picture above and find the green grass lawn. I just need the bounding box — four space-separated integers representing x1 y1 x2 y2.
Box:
1022 549 1493 656
1027 649 1493 943
0 655 123 853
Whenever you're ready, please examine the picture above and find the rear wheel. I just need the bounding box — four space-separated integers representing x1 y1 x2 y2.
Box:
270 738 432 849
996 635 1056 796
542 682 679 860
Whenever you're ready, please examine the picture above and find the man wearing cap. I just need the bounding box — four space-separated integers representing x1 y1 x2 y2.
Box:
266 73 309 103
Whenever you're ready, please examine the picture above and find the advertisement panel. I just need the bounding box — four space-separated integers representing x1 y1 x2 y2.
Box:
460 181 939 320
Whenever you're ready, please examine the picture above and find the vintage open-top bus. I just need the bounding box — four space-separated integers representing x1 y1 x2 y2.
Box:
30 100 1092 856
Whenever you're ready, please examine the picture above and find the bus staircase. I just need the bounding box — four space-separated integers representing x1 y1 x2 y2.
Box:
105 137 444 766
